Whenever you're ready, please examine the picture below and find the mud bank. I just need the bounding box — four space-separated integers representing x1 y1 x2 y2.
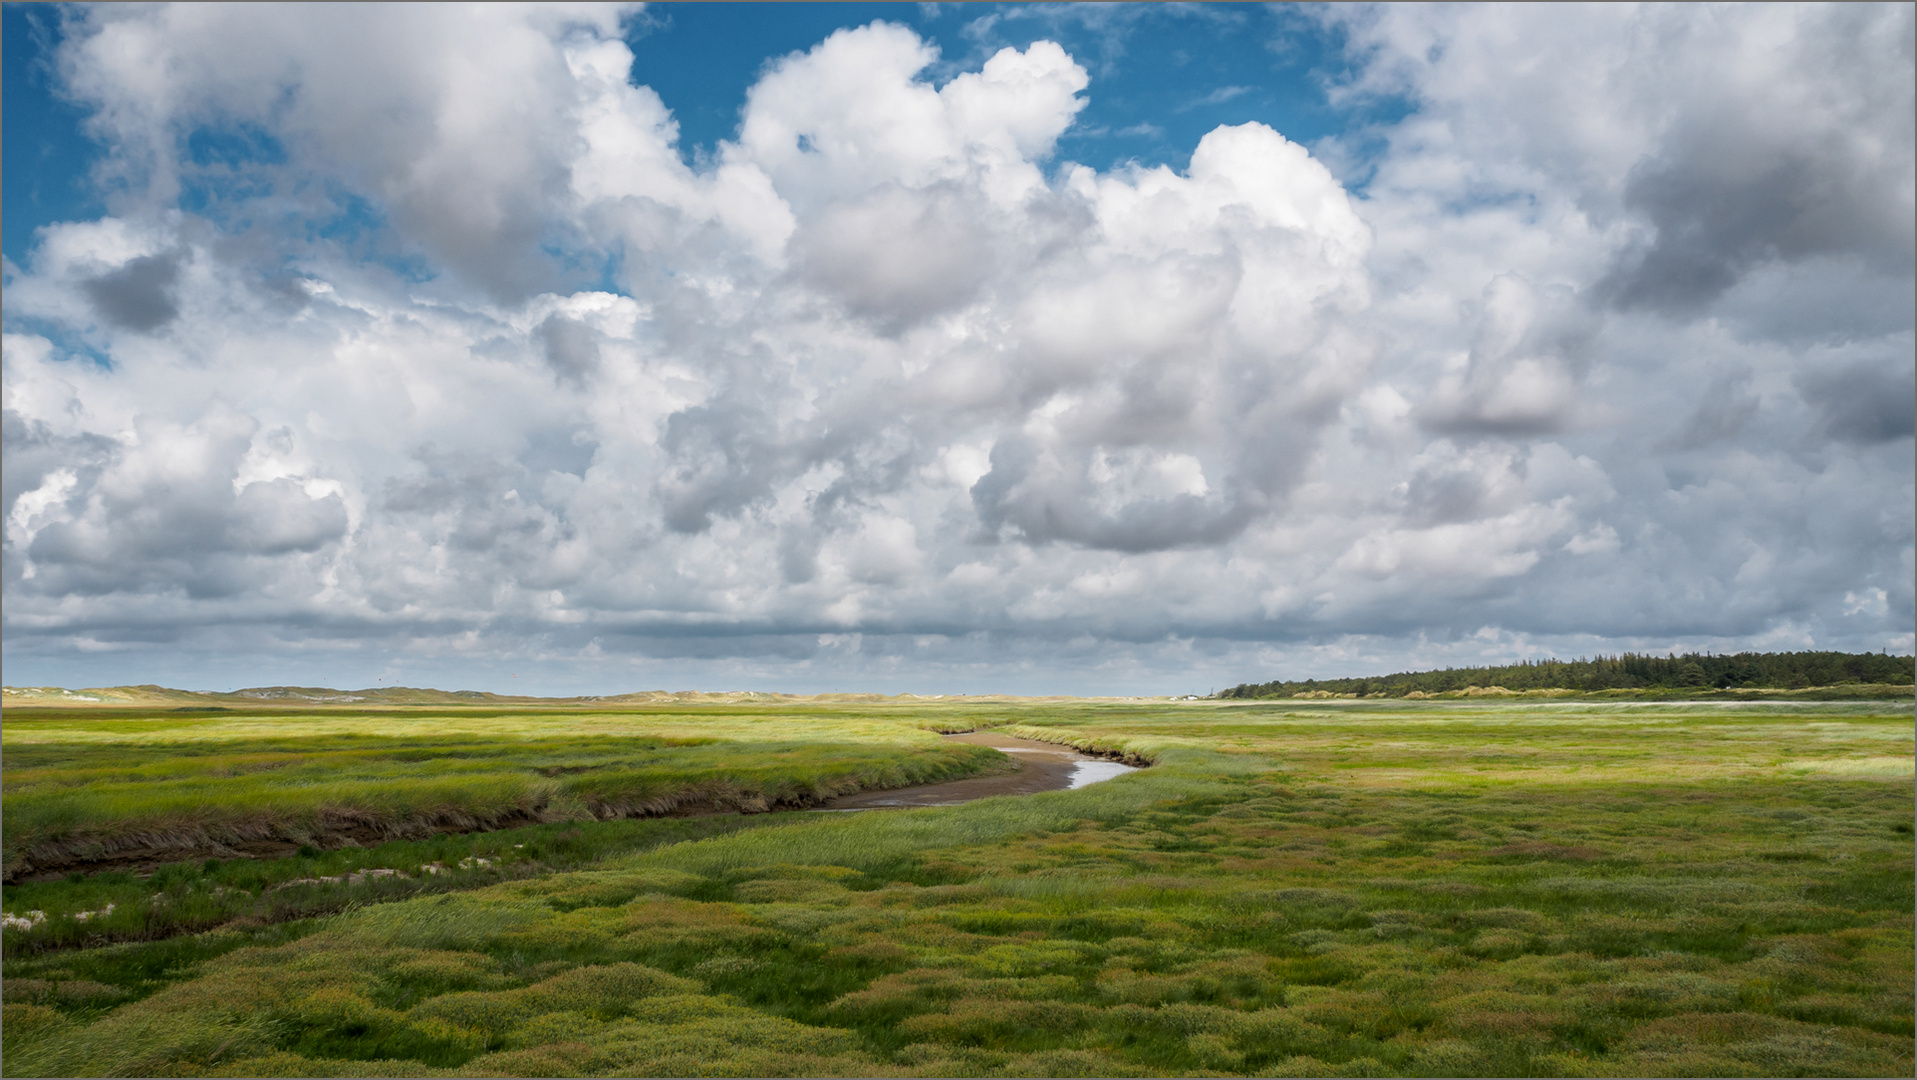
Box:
817 733 1142 810
8 798 759 883
7 785 905 883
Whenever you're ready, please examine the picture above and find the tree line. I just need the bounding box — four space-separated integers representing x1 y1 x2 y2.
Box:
1219 650 1915 699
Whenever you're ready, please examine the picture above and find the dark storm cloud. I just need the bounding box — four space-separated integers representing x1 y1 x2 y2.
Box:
82 253 180 331
1594 5 1914 318
1600 149 1913 316
1797 362 1917 445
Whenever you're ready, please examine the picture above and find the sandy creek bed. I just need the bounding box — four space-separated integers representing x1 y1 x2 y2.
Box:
816 732 1140 810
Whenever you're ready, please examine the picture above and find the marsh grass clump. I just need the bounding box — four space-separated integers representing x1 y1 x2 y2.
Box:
3 697 1912 1076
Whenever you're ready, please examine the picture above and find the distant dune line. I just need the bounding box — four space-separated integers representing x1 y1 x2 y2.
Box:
1 685 1131 707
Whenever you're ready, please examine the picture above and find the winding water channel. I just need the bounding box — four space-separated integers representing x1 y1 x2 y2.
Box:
818 732 1140 810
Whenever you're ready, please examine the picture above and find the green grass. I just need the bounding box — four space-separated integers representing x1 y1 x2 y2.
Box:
0 815 805 954
1 709 1005 879
3 697 1911 1076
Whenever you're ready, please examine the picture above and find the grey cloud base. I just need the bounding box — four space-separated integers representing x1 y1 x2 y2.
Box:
2 5 1911 693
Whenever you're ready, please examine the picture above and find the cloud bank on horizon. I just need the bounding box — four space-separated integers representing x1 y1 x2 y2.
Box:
3 3 1912 695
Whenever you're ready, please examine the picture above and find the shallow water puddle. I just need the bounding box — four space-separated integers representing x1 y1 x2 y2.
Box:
1067 759 1137 788
818 732 1139 810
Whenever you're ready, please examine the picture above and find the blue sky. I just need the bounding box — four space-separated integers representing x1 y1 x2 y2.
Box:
4 4 102 266
2 3 1910 695
5 4 1399 268
624 4 1391 170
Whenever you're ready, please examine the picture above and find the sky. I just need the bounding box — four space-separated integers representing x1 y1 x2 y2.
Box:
2 3 1912 697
